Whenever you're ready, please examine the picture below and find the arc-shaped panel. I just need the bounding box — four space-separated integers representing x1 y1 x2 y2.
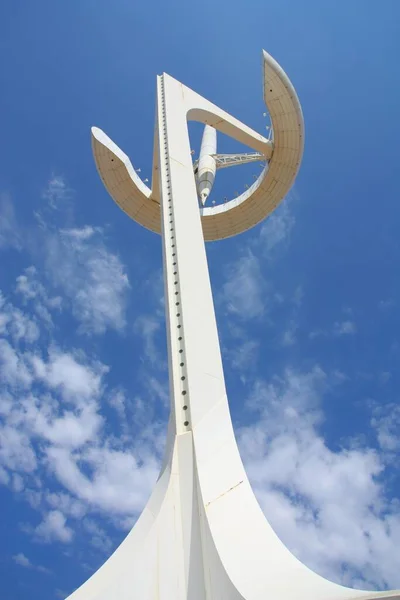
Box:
199 50 304 240
92 50 304 241
91 127 160 233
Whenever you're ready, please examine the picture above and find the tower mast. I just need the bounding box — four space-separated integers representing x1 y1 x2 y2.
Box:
66 52 399 600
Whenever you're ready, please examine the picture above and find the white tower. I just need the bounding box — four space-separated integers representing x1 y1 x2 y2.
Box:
66 51 399 600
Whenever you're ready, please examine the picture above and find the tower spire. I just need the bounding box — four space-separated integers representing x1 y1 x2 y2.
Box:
67 52 399 600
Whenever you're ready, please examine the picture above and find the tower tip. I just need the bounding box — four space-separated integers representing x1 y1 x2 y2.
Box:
91 126 103 139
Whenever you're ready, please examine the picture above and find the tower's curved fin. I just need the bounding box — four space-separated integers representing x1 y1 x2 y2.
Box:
65 441 176 599
65 426 400 600
65 434 249 600
190 391 400 600
91 126 161 234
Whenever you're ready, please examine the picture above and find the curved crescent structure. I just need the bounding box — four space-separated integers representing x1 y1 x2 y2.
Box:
67 52 400 600
91 50 303 241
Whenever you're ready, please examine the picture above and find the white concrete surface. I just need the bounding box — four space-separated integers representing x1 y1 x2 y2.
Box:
67 52 400 600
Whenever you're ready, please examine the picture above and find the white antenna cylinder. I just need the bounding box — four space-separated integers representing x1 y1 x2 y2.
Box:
197 125 217 205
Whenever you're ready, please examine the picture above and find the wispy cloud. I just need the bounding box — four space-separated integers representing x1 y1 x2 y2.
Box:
333 320 357 336
257 197 295 257
371 402 400 454
43 224 130 334
0 291 40 344
134 314 162 364
378 299 395 310
16 266 62 326
13 552 51 574
133 269 166 366
310 319 357 339
42 175 72 210
13 552 32 567
228 339 259 372
281 320 298 346
82 518 113 554
280 286 304 347
221 250 266 318
217 198 304 380
0 194 22 250
219 198 296 330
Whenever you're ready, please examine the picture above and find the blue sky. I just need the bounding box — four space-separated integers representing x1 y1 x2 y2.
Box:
1 1 400 598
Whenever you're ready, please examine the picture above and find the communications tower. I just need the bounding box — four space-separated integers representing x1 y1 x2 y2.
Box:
67 51 399 600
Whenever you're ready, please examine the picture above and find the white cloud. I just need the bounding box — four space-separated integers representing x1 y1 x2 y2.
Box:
43 225 130 334
134 270 165 366
13 552 32 567
333 320 356 336
229 339 259 372
34 404 103 449
0 349 107 470
46 442 160 516
310 319 357 339
34 510 74 543
13 551 50 574
42 175 71 209
31 347 106 403
45 491 87 519
292 285 304 307
147 376 169 407
107 389 127 421
82 518 113 553
0 292 40 344
20 176 132 335
219 200 296 325
222 250 266 318
12 473 25 492
0 465 9 484
279 288 303 347
24 488 43 509
16 266 62 326
10 309 40 343
1 179 130 337
378 299 395 310
0 339 33 388
0 425 38 474
0 194 21 250
134 314 162 364
309 329 324 339
238 367 400 589
281 319 298 346
0 297 163 524
64 225 97 241
371 403 400 453
258 198 295 256
16 267 45 301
